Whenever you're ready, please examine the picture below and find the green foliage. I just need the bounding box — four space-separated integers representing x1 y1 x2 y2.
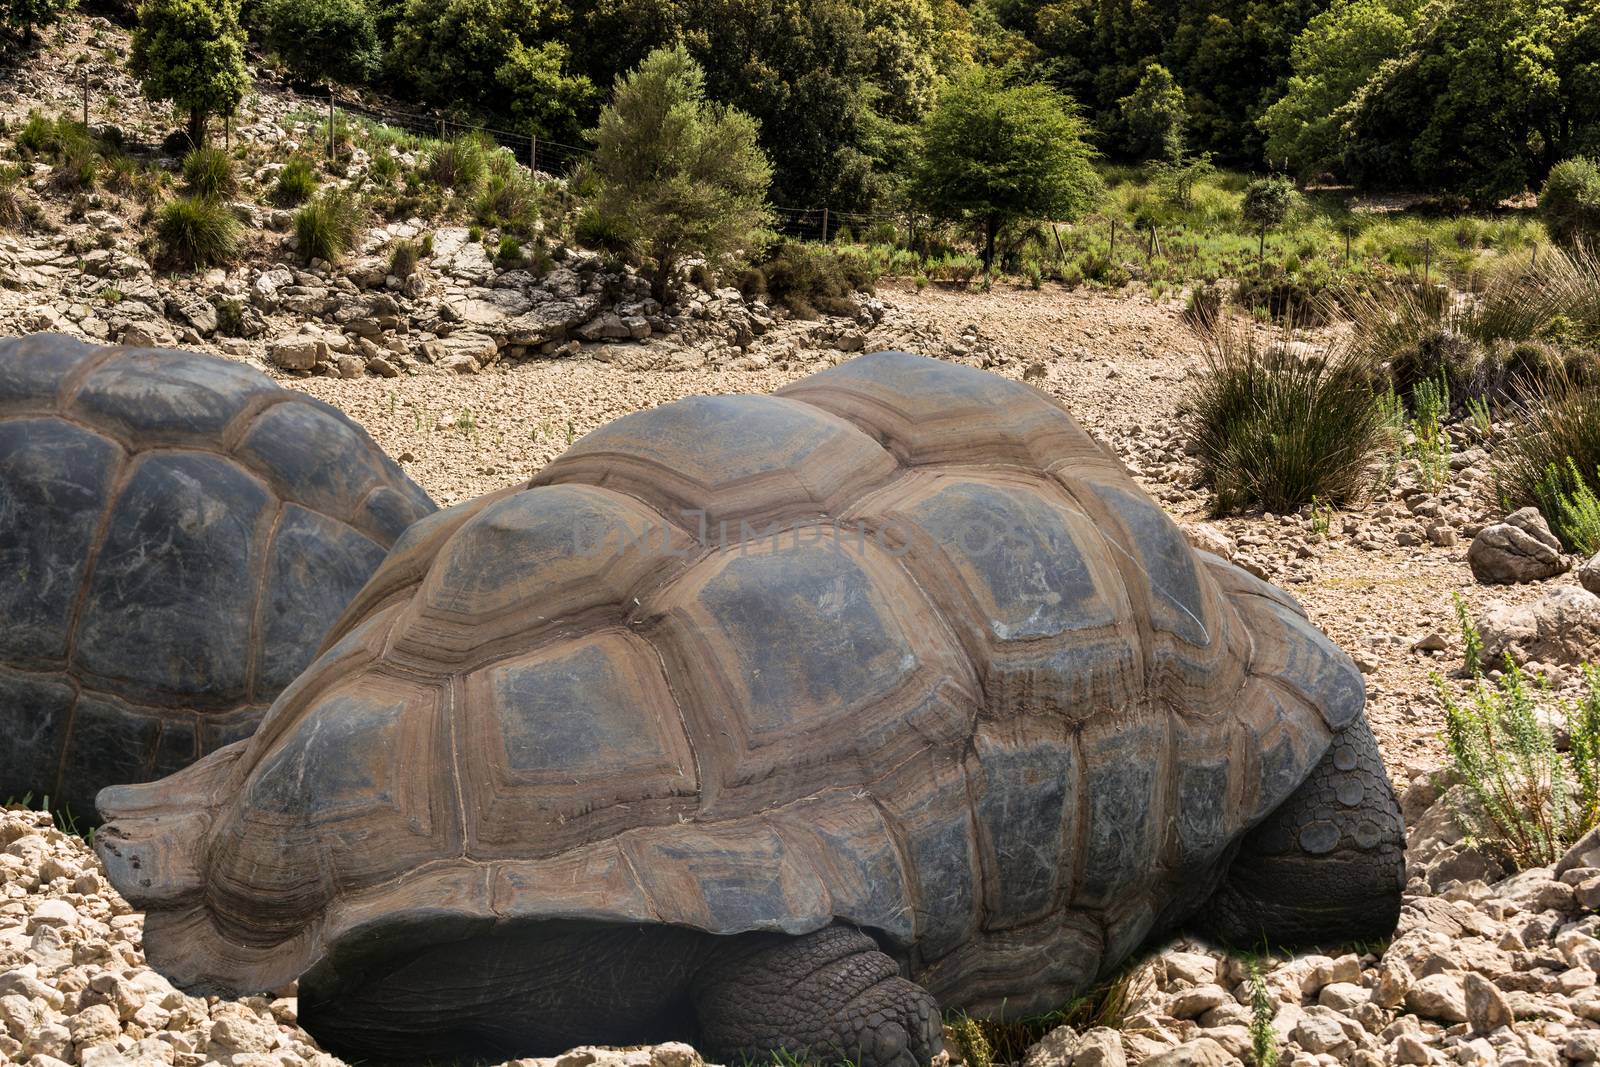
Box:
1536 458 1600 556
181 146 236 199
293 188 363 264
1249 964 1280 1067
1191 305 1399 514
0 165 22 229
474 153 540 234
761 239 878 316
1541 157 1600 252
1409 374 1450 491
1438 608 1600 870
388 236 423 277
494 232 522 267
1467 394 1494 439
1117 62 1186 164
1496 368 1600 548
1 0 73 44
912 67 1102 273
1338 0 1600 206
946 1015 992 1067
1241 175 1297 232
389 0 592 141
426 135 487 194
591 45 773 302
130 0 248 148
155 194 239 268
1258 0 1415 177
273 155 318 205
254 0 381 84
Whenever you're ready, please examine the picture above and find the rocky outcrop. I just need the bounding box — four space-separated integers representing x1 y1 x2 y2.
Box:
1478 586 1600 667
1468 508 1569 584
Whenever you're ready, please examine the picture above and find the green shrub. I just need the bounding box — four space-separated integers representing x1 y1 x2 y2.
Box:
1538 458 1600 556
1190 305 1399 514
426 135 486 193
181 146 236 199
1438 600 1600 870
156 195 239 268
293 188 363 264
255 0 381 85
574 205 631 253
1241 175 1298 233
475 157 539 234
388 237 422 278
1249 964 1279 1067
273 156 317 206
49 141 98 192
1410 375 1450 491
1540 158 1600 252
0 166 22 229
494 233 523 268
762 240 861 317
1495 370 1600 549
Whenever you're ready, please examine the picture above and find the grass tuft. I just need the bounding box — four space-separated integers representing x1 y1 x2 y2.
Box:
273 155 318 206
182 146 237 200
1494 368 1600 549
294 188 364 265
155 195 239 268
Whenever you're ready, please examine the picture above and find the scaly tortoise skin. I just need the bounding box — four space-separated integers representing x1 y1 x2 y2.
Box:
0 334 436 819
97 351 1404 1066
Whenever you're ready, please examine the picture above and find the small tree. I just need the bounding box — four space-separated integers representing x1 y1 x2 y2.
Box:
1118 62 1186 164
130 0 247 149
254 0 381 85
1541 158 1600 252
1242 175 1297 265
591 45 773 303
912 66 1101 275
3 0 72 45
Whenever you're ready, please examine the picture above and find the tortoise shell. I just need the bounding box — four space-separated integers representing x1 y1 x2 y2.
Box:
98 351 1363 1015
0 334 436 819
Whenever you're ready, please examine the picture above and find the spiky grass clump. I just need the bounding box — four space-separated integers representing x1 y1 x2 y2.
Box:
293 188 364 265
0 165 22 229
1494 369 1600 548
1438 596 1600 870
1190 305 1398 514
155 195 240 268
426 134 487 194
474 154 540 234
182 146 237 199
273 155 318 206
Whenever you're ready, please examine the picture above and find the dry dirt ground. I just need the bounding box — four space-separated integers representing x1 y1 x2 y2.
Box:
287 280 1545 779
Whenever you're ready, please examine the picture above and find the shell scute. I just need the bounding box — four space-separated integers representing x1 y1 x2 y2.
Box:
0 333 99 412
71 347 277 444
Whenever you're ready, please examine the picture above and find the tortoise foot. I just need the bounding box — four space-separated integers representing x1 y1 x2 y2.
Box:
1202 713 1406 949
694 925 942 1067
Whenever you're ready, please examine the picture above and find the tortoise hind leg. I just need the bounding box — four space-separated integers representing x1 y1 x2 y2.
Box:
1201 713 1405 949
693 925 942 1067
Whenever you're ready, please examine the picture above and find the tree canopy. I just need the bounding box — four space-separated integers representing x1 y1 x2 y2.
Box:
912 66 1101 272
130 0 248 148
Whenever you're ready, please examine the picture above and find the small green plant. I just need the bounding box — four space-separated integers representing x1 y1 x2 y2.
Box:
946 1015 992 1067
1409 375 1450 492
0 165 22 229
97 285 123 304
273 155 318 206
1309 496 1331 536
1438 607 1600 869
294 189 363 265
389 237 422 278
182 146 237 199
216 299 246 337
426 134 486 193
1537 458 1600 556
1454 592 1485 676
1466 394 1494 439
1249 963 1279 1067
494 233 523 269
455 408 477 436
1496 370 1600 549
155 195 240 268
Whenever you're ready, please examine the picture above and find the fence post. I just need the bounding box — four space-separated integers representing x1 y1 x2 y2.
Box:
1423 237 1431 281
822 206 829 243
1109 218 1116 260
328 96 335 160
1345 228 1351 264
1052 223 1067 264
530 135 538 175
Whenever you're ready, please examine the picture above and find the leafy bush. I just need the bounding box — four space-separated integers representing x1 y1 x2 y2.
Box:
293 188 363 264
255 0 381 84
494 233 523 268
1410 375 1450 491
155 194 239 268
761 240 875 317
1241 175 1298 233
1439 599 1600 870
182 146 236 199
426 135 486 194
1538 459 1600 557
1190 305 1398 513
1540 158 1600 252
273 155 317 205
1495 370 1600 549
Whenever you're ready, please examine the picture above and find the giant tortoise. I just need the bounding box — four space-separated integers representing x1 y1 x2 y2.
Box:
97 350 1404 1066
1 334 436 819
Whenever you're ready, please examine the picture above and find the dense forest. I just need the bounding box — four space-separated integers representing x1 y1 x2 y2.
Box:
6 0 1589 215
366 0 1595 209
